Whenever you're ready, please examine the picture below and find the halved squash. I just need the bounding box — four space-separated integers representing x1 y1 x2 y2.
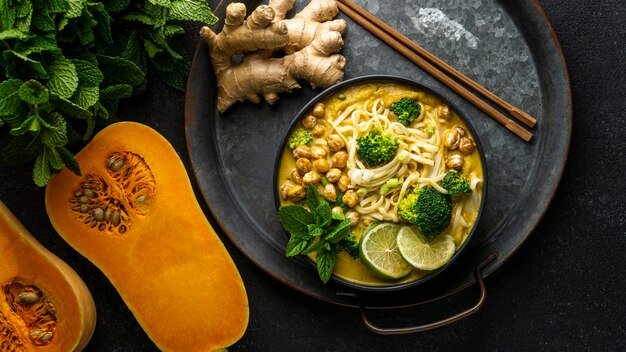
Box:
45 122 249 351
0 201 96 351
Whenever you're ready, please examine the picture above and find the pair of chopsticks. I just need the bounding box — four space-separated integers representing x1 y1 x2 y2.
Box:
337 0 535 142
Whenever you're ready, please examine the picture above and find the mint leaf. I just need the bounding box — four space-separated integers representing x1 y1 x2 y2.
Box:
83 114 96 140
278 205 314 238
316 245 337 284
18 80 49 105
97 54 145 85
103 0 131 12
47 146 64 171
285 235 309 257
73 84 99 109
0 79 26 117
51 96 92 119
46 0 69 13
0 29 29 40
40 112 68 147
149 0 171 7
0 6 17 30
306 184 321 211
89 3 113 44
46 54 78 99
307 224 323 239
57 146 81 176
73 59 105 86
100 84 132 99
157 57 189 91
32 11 56 32
66 0 85 18
169 0 218 24
2 50 48 78
33 150 51 187
314 201 332 229
10 112 38 136
324 219 352 244
122 12 158 26
301 241 323 255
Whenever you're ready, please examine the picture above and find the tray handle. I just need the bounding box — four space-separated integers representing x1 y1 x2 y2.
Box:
337 252 498 335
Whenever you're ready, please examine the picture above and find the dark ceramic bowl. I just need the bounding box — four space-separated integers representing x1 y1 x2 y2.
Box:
273 75 488 292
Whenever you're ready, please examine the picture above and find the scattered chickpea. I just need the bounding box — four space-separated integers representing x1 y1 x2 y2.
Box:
312 103 325 117
310 146 327 159
437 105 451 120
296 158 311 176
323 183 337 202
337 174 350 192
443 129 461 150
332 151 348 168
280 181 294 200
342 190 359 208
293 145 312 159
302 171 321 186
446 154 464 171
453 126 467 137
332 206 344 215
327 134 345 152
312 159 330 173
291 169 303 184
458 137 476 154
345 211 359 226
288 185 306 201
302 115 317 129
326 168 342 183
312 124 325 137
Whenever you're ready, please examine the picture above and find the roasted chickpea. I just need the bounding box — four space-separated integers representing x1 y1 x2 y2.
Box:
310 146 327 160
302 114 317 129
291 169 303 184
323 183 337 202
337 174 350 192
332 151 348 168
458 137 476 154
453 126 467 137
437 105 451 120
446 154 464 171
312 159 330 173
326 168 342 183
293 145 312 159
312 124 325 137
312 103 325 117
296 158 311 175
288 185 306 201
332 206 344 215
327 134 345 152
280 181 294 200
342 190 359 208
345 211 359 226
443 129 461 150
302 171 321 186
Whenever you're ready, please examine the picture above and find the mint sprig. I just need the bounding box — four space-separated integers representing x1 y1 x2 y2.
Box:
278 185 356 283
0 0 217 186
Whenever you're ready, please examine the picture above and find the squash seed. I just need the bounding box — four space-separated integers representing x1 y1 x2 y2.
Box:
17 290 40 305
93 208 104 221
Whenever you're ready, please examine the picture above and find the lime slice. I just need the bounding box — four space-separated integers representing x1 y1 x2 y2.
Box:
359 223 413 280
397 226 456 271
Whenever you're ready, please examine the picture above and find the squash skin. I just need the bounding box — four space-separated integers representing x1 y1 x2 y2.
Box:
0 201 96 352
45 122 249 351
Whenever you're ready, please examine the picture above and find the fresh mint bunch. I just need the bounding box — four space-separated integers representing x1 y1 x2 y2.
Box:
278 185 355 284
0 0 217 186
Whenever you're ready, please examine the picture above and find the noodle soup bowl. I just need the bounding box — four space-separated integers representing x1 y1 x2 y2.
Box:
274 75 488 292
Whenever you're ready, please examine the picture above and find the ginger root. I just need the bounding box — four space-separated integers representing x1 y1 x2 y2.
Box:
200 0 347 112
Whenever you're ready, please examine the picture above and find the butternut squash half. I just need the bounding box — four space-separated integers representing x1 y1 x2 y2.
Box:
0 201 96 351
45 122 249 351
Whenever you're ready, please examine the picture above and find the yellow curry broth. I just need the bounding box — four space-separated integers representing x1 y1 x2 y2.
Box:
277 82 483 287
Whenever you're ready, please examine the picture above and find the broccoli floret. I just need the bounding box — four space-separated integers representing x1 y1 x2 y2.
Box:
390 98 423 126
356 128 399 166
339 233 359 259
441 170 472 195
398 186 451 237
288 128 312 149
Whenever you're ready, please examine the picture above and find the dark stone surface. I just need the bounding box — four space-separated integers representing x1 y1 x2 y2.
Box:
0 0 624 351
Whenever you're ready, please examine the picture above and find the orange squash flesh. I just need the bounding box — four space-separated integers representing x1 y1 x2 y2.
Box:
0 201 96 352
45 122 248 351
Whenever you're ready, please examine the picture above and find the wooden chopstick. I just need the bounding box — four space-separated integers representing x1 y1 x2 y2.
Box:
337 0 534 142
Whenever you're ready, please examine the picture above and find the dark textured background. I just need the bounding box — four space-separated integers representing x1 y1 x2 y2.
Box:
1 0 625 351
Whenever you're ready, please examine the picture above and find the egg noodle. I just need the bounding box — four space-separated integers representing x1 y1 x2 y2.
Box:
325 98 482 237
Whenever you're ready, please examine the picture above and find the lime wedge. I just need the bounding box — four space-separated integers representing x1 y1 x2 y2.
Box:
359 223 413 280
397 226 456 271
